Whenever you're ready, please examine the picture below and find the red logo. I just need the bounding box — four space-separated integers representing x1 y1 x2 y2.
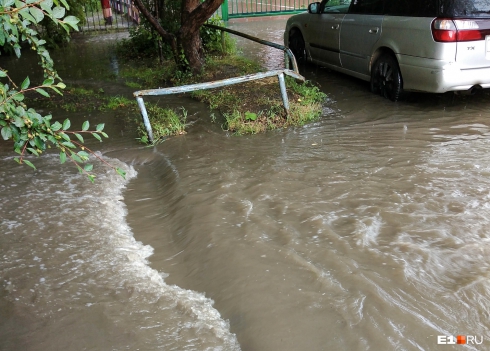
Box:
457 335 466 345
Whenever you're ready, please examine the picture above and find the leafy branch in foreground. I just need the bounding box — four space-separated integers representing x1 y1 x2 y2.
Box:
0 0 125 181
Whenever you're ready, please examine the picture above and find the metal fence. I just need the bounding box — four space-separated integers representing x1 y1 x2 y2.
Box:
81 0 139 32
80 0 312 29
221 0 314 20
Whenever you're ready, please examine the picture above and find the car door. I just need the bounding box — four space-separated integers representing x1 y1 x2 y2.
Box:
305 0 351 67
339 0 385 76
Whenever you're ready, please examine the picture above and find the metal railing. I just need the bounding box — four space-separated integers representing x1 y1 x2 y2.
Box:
221 0 314 20
81 0 139 32
133 25 304 143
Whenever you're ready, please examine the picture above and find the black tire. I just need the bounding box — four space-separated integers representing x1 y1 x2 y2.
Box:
289 30 306 63
370 53 403 102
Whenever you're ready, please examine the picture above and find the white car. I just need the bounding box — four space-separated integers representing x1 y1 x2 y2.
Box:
284 0 490 101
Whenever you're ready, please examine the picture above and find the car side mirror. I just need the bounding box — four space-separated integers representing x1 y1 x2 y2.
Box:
308 2 321 14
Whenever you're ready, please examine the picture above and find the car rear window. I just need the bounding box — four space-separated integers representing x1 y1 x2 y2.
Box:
440 0 490 18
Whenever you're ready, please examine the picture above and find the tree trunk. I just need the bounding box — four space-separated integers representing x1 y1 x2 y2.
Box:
178 28 203 73
132 0 224 72
177 0 224 72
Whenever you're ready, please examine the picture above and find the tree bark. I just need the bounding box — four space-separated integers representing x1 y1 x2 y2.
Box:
132 0 224 72
178 0 223 73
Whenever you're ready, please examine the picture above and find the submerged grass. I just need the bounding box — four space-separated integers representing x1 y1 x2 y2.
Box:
30 50 326 144
28 86 187 144
192 73 326 135
136 105 187 144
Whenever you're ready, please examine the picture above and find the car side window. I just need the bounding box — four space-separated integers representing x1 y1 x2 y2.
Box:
321 0 351 13
348 0 385 14
384 0 437 16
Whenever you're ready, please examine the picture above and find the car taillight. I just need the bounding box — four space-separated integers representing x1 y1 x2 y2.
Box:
432 18 486 42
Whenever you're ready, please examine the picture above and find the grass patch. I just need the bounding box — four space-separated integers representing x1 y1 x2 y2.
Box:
119 53 326 140
27 86 187 144
29 86 131 112
136 105 187 144
192 73 326 135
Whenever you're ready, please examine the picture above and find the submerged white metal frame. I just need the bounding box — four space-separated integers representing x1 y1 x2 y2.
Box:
133 25 305 143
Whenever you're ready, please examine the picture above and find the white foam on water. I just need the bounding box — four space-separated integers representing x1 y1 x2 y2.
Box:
0 154 240 350
355 214 383 247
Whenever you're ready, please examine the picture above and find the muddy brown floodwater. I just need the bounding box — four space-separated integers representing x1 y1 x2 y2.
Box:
1 19 490 351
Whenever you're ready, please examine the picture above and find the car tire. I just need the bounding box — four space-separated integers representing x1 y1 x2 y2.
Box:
289 30 306 63
370 54 403 102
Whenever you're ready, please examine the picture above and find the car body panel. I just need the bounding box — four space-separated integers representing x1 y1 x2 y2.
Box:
305 12 345 66
454 19 490 69
340 14 383 76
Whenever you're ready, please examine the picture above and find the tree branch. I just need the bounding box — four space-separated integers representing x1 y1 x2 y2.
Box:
132 0 179 61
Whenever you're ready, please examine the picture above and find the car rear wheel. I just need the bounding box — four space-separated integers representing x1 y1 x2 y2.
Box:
289 30 306 63
370 54 403 102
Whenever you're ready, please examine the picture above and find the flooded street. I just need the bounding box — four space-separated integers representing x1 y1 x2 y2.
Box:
2 19 490 350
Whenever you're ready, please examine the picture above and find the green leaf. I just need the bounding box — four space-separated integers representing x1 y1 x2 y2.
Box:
59 151 66 164
12 93 24 101
71 153 83 163
40 0 53 11
92 132 102 142
21 77 30 90
13 45 21 58
29 6 45 23
77 150 89 160
3 0 15 7
88 175 95 183
59 0 69 10
13 116 24 128
19 8 36 24
50 87 62 95
27 147 39 156
59 22 69 34
116 168 126 179
83 164 93 172
43 115 52 125
245 111 257 121
56 82 66 89
42 77 54 86
96 123 104 131
82 121 89 131
10 124 20 142
101 132 108 138
23 159 36 170
1 126 12 140
34 136 45 150
0 70 6 78
62 118 70 130
52 6 65 19
35 88 50 97
51 121 62 131
61 141 75 148
74 133 84 143
60 132 70 141
63 15 79 31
